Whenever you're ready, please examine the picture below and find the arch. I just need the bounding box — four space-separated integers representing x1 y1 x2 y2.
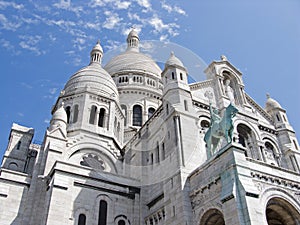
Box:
236 122 261 160
78 214 86 225
266 197 300 225
8 162 18 170
200 120 210 128
114 215 129 225
89 105 97 124
199 208 225 225
98 108 106 127
148 107 155 119
132 105 142 126
73 104 79 123
65 106 71 124
67 145 119 174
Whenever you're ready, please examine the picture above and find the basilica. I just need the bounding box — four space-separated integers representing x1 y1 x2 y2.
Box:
1 30 300 225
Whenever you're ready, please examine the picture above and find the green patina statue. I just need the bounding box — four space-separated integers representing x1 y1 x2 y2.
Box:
204 103 238 158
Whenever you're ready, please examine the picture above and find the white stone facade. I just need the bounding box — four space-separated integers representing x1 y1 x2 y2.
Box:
1 30 300 225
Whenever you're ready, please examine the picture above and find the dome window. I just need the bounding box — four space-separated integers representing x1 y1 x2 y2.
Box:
148 107 155 119
133 105 142 126
89 105 97 125
98 108 105 127
73 105 79 123
65 106 71 124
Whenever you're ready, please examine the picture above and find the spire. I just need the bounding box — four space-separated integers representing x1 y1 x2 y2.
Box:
90 40 103 65
126 28 139 52
165 51 184 68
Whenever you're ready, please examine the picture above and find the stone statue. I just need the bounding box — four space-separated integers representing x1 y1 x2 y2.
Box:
224 79 235 105
204 103 238 158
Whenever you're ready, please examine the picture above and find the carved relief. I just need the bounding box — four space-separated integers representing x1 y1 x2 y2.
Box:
80 153 105 170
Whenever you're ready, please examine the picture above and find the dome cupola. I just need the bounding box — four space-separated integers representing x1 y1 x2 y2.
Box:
126 28 139 52
90 40 103 64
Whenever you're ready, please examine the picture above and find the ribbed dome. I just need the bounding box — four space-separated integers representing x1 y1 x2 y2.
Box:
52 104 67 123
165 51 184 67
265 94 282 112
64 63 119 99
104 51 162 77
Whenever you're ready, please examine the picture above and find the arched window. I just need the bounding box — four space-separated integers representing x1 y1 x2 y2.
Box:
133 105 142 126
121 105 127 126
73 105 79 123
78 214 86 225
98 200 107 225
16 141 21 150
237 124 260 160
66 106 71 123
148 107 155 119
118 220 126 225
180 72 183 80
98 108 105 127
89 105 97 124
171 72 175 79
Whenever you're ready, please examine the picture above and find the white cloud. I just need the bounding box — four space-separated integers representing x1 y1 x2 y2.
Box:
115 1 131 9
0 14 22 31
20 82 33 89
0 1 24 10
44 119 50 124
161 1 186 15
49 88 57 95
53 0 71 9
19 35 45 55
136 0 151 9
159 34 168 42
17 112 24 117
103 11 122 30
149 15 180 37
0 38 20 54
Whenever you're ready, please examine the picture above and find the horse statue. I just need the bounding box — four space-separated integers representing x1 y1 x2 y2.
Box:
204 103 238 157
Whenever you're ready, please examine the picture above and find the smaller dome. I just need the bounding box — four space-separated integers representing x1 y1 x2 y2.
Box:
52 103 67 123
165 51 184 68
265 94 282 112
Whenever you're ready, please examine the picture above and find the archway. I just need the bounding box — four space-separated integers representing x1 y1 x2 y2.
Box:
200 209 225 225
266 197 300 225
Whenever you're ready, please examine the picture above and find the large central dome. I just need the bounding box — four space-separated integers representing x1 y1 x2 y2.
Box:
104 29 162 77
104 51 162 77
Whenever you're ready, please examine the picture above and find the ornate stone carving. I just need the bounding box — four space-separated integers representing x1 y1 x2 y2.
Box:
80 153 105 170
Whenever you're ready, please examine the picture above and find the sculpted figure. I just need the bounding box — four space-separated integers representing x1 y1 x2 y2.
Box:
224 79 235 105
204 103 238 157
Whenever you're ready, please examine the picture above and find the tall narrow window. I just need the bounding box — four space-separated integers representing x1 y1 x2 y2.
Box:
16 141 21 150
121 105 127 126
89 105 97 124
133 105 142 126
98 200 107 225
180 72 183 80
184 100 188 111
98 108 105 127
148 107 155 119
73 105 79 123
171 72 175 79
78 214 86 225
66 106 71 124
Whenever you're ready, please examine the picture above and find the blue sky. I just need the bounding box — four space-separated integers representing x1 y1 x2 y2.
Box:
0 0 299 156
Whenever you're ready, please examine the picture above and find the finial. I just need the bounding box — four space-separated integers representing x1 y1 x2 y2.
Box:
221 55 227 61
170 51 175 57
96 39 100 45
266 93 270 99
